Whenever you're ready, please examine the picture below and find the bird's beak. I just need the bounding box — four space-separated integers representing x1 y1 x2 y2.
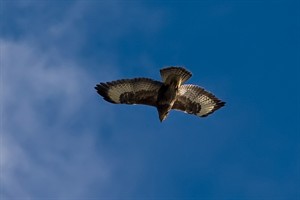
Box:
159 117 164 122
159 113 167 122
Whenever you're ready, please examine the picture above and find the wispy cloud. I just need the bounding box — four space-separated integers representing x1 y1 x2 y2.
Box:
1 1 166 199
1 39 111 199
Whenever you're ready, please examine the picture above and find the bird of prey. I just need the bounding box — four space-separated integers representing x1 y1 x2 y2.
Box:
95 66 225 122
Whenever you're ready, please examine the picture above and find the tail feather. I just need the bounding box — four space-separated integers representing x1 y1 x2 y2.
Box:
160 66 192 84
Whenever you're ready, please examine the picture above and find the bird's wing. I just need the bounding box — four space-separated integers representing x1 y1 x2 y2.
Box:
172 84 225 117
95 78 163 107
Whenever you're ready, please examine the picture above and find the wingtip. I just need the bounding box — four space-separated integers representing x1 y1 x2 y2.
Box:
95 82 116 104
95 82 106 96
220 101 226 107
201 99 226 117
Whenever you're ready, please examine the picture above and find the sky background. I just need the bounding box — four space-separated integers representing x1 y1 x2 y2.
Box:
1 0 299 199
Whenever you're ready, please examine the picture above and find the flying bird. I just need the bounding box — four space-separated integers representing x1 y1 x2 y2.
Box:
95 67 225 122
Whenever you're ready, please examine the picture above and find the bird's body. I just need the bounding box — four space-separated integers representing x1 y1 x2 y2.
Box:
156 67 190 121
157 83 178 121
95 66 225 122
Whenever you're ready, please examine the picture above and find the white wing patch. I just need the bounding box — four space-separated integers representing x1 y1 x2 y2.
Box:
106 78 162 103
107 81 133 103
178 84 223 116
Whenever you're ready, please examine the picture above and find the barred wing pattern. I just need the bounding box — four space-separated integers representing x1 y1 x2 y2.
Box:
172 84 225 117
160 67 192 84
95 78 163 106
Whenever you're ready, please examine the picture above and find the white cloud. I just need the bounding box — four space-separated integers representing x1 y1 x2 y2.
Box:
3 0 166 88
1 39 113 199
1 1 166 199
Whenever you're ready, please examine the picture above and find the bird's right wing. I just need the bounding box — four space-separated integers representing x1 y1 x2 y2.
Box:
95 78 163 107
172 84 225 117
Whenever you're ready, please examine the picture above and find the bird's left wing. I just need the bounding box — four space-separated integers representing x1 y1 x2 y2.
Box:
172 84 225 117
95 78 163 107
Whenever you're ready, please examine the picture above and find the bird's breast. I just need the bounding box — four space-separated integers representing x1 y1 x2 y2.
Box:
157 84 178 105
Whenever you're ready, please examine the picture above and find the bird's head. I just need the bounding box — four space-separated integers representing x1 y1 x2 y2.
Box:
157 104 170 122
159 111 169 122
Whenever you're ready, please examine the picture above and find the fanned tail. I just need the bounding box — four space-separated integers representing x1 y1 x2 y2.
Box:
160 66 192 84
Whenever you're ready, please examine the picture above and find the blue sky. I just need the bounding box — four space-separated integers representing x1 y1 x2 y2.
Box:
1 0 299 199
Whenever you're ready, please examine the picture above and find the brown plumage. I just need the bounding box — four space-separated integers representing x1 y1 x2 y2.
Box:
95 66 225 122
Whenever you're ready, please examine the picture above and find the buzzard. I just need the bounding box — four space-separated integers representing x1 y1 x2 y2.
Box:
95 67 225 122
